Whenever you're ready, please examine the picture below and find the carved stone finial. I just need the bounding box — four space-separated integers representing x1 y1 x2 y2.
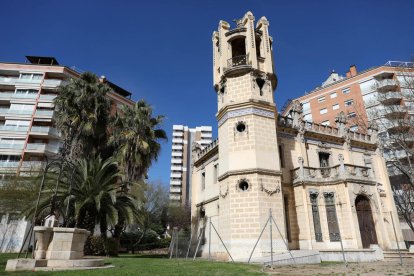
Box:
291 100 303 114
335 111 347 125
368 120 379 132
233 18 243 28
338 154 344 162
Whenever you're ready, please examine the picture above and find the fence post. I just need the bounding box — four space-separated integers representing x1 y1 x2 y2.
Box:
208 217 212 260
271 216 297 265
193 228 204 261
269 209 273 265
248 216 270 263
390 211 403 266
185 229 193 259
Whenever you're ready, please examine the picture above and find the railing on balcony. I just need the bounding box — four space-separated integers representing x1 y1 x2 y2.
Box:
380 92 402 102
196 138 219 159
39 94 57 101
12 93 37 99
276 115 374 143
227 54 249 69
0 125 29 132
0 76 18 85
0 144 24 150
377 79 398 90
304 121 339 136
26 143 60 154
30 126 60 136
43 79 66 87
7 109 34 115
292 164 374 185
348 131 371 142
34 110 54 117
0 92 14 98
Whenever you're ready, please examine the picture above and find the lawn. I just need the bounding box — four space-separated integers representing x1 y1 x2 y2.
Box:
0 253 264 275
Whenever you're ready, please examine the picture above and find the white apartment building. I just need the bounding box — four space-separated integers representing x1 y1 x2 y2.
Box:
169 125 212 205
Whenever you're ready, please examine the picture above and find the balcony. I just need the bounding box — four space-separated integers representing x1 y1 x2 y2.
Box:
172 131 184 137
0 92 14 99
171 159 183 164
0 125 29 132
170 187 182 193
12 93 37 100
291 164 375 186
39 94 57 101
26 143 60 154
34 110 54 118
382 105 407 118
7 109 34 116
170 173 182 178
379 92 402 104
172 138 183 144
377 79 398 91
171 165 182 171
0 107 8 116
0 161 19 168
43 79 67 87
172 145 182 150
170 180 181 185
30 126 61 137
15 78 42 85
0 143 24 150
201 132 212 138
0 76 18 85
172 151 182 157
169 194 181 200
227 55 249 69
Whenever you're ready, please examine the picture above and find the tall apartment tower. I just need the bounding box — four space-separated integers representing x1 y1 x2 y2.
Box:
0 56 134 179
212 11 284 258
169 125 212 205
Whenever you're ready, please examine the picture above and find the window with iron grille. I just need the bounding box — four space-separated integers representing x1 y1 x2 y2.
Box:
324 192 340 241
310 191 323 242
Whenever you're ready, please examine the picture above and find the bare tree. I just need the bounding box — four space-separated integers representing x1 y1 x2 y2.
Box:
363 63 414 232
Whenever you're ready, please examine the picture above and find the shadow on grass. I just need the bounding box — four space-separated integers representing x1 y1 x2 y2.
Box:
116 254 169 259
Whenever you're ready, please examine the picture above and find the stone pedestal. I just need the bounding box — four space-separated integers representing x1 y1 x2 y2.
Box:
33 226 53 259
45 228 89 260
6 227 99 272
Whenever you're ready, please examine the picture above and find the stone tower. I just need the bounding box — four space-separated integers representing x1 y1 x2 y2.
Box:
213 11 285 259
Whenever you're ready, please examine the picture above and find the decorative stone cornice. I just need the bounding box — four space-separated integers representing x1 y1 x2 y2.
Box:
218 168 282 181
195 196 219 207
216 100 275 122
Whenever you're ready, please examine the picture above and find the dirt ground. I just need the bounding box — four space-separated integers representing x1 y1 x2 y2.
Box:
264 259 414 275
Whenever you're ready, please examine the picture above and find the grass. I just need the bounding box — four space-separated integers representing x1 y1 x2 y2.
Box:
0 253 264 275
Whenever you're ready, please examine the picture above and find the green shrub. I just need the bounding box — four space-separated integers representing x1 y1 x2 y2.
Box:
84 235 119 256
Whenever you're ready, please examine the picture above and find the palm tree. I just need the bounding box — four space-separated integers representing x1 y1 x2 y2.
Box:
54 72 111 159
110 100 167 182
26 156 139 236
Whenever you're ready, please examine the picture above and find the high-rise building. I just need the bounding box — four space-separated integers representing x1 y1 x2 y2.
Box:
169 125 212 205
0 56 134 179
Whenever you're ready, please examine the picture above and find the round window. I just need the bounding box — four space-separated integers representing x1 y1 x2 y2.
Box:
239 181 249 191
236 122 246 133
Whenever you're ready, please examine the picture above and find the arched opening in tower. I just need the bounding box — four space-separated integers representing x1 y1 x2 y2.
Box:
230 37 246 58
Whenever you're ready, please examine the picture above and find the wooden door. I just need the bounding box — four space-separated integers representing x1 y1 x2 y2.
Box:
355 195 378 248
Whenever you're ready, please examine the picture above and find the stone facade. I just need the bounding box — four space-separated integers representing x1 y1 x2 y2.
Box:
191 11 405 262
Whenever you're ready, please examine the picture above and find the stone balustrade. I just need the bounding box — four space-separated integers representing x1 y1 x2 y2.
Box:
277 115 375 144
291 163 375 186
196 138 219 159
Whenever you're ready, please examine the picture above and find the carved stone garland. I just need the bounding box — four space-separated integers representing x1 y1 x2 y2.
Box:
260 179 281 196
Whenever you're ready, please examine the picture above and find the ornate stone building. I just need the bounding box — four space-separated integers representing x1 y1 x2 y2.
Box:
190 11 405 262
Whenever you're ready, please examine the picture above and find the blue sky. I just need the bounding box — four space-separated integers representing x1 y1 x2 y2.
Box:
2 0 413 185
